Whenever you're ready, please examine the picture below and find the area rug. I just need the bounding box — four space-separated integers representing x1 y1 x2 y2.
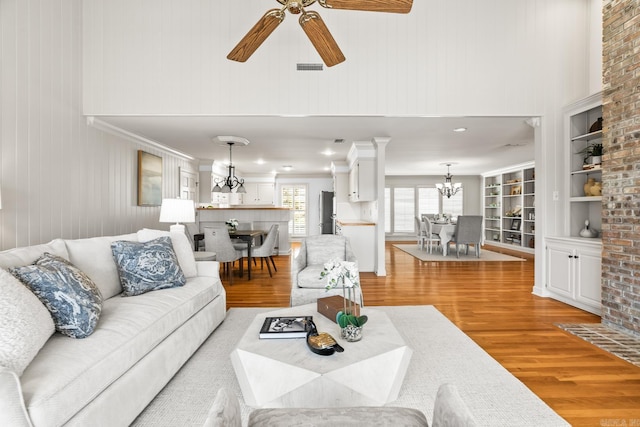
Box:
133 306 568 426
393 244 525 262
556 323 640 368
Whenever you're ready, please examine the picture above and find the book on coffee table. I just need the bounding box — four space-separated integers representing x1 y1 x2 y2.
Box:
259 316 313 339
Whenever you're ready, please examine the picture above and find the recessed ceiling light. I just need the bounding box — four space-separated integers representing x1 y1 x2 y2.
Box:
453 127 467 132
255 159 266 165
322 149 335 156
282 165 293 171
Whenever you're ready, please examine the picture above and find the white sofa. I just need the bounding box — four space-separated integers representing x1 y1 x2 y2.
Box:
0 230 226 427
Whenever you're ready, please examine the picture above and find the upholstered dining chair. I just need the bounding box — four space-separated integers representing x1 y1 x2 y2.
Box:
422 216 442 254
238 224 279 278
415 216 428 250
447 215 484 258
203 227 244 284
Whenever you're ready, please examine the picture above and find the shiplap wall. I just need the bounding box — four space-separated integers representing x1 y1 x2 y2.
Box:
83 0 594 117
0 0 199 251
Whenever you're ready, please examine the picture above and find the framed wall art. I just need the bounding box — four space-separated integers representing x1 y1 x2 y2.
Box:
137 151 162 206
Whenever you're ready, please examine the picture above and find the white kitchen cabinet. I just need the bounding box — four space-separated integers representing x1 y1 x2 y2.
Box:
545 237 601 315
336 221 375 272
348 159 375 202
242 183 274 205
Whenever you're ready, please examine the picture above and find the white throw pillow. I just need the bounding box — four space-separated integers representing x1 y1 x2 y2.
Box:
137 228 198 278
0 268 55 376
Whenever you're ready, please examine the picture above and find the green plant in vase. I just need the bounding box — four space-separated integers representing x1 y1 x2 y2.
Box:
580 143 603 164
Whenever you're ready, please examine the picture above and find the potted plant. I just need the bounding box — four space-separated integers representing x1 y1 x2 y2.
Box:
583 143 603 165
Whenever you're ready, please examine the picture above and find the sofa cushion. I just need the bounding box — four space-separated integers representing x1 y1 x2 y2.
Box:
64 233 138 299
296 264 328 289
111 237 186 297
137 228 197 278
0 239 69 269
9 253 103 339
204 387 242 427
306 237 348 266
20 276 221 427
248 406 428 426
0 268 55 376
432 383 478 427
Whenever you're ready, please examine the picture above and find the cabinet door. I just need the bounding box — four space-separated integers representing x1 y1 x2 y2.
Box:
348 166 358 201
242 183 258 204
257 183 274 205
546 243 573 298
574 246 602 310
357 160 375 201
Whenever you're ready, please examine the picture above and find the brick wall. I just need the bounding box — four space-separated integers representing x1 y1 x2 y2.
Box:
602 0 640 337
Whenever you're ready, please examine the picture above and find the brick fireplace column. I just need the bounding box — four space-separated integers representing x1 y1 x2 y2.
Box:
602 0 640 337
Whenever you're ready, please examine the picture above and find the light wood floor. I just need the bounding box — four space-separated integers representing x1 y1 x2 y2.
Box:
223 241 640 426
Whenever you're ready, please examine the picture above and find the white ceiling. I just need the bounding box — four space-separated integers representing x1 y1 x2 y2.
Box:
97 115 535 176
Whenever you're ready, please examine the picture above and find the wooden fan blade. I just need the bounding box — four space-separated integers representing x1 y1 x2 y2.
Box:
227 9 285 62
299 11 345 67
319 0 412 13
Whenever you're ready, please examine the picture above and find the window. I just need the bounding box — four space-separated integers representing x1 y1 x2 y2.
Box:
442 189 464 219
418 187 439 216
385 185 464 234
393 187 415 233
281 185 307 237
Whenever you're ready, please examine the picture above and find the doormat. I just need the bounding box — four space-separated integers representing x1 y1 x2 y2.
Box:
556 323 640 368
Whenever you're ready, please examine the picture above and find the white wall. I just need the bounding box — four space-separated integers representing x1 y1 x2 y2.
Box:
0 0 199 250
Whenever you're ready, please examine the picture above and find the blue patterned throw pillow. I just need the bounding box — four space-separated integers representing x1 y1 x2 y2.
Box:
9 253 103 339
111 236 186 297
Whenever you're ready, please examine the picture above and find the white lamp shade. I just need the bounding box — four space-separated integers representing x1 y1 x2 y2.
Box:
159 198 195 223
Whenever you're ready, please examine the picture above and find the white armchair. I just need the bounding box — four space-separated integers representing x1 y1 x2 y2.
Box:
290 235 363 307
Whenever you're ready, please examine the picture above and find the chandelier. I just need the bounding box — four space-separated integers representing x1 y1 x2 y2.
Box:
435 164 462 199
212 138 248 194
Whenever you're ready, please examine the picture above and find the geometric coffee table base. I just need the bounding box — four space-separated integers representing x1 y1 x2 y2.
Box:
231 305 413 408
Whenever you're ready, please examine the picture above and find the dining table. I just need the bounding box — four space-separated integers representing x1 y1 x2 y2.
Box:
194 229 267 280
431 222 457 256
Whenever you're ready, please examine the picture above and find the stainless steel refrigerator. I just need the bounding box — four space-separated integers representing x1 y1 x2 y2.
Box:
319 191 335 234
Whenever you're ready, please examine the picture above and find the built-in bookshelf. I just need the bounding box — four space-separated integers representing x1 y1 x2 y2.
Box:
482 162 535 253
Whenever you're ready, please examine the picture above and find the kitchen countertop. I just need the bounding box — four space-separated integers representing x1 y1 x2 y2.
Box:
337 219 376 226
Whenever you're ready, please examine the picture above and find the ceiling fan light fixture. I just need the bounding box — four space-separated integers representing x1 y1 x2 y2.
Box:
287 0 303 14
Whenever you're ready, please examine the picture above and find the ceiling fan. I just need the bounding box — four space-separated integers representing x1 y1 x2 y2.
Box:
227 0 413 67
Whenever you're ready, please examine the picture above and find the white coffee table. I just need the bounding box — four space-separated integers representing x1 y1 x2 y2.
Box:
230 304 413 408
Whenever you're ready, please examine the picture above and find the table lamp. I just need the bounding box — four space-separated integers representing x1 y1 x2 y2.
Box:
159 198 195 234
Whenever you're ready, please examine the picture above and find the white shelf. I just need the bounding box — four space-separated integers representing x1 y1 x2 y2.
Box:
570 196 602 202
482 162 535 253
571 130 602 142
571 168 602 176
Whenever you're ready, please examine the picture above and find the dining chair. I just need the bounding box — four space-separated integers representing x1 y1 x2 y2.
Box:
238 224 279 277
415 217 428 250
447 215 484 258
422 216 442 254
232 222 255 253
203 227 244 284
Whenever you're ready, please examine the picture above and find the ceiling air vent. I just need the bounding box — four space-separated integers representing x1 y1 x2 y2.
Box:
297 63 323 71
334 139 345 144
